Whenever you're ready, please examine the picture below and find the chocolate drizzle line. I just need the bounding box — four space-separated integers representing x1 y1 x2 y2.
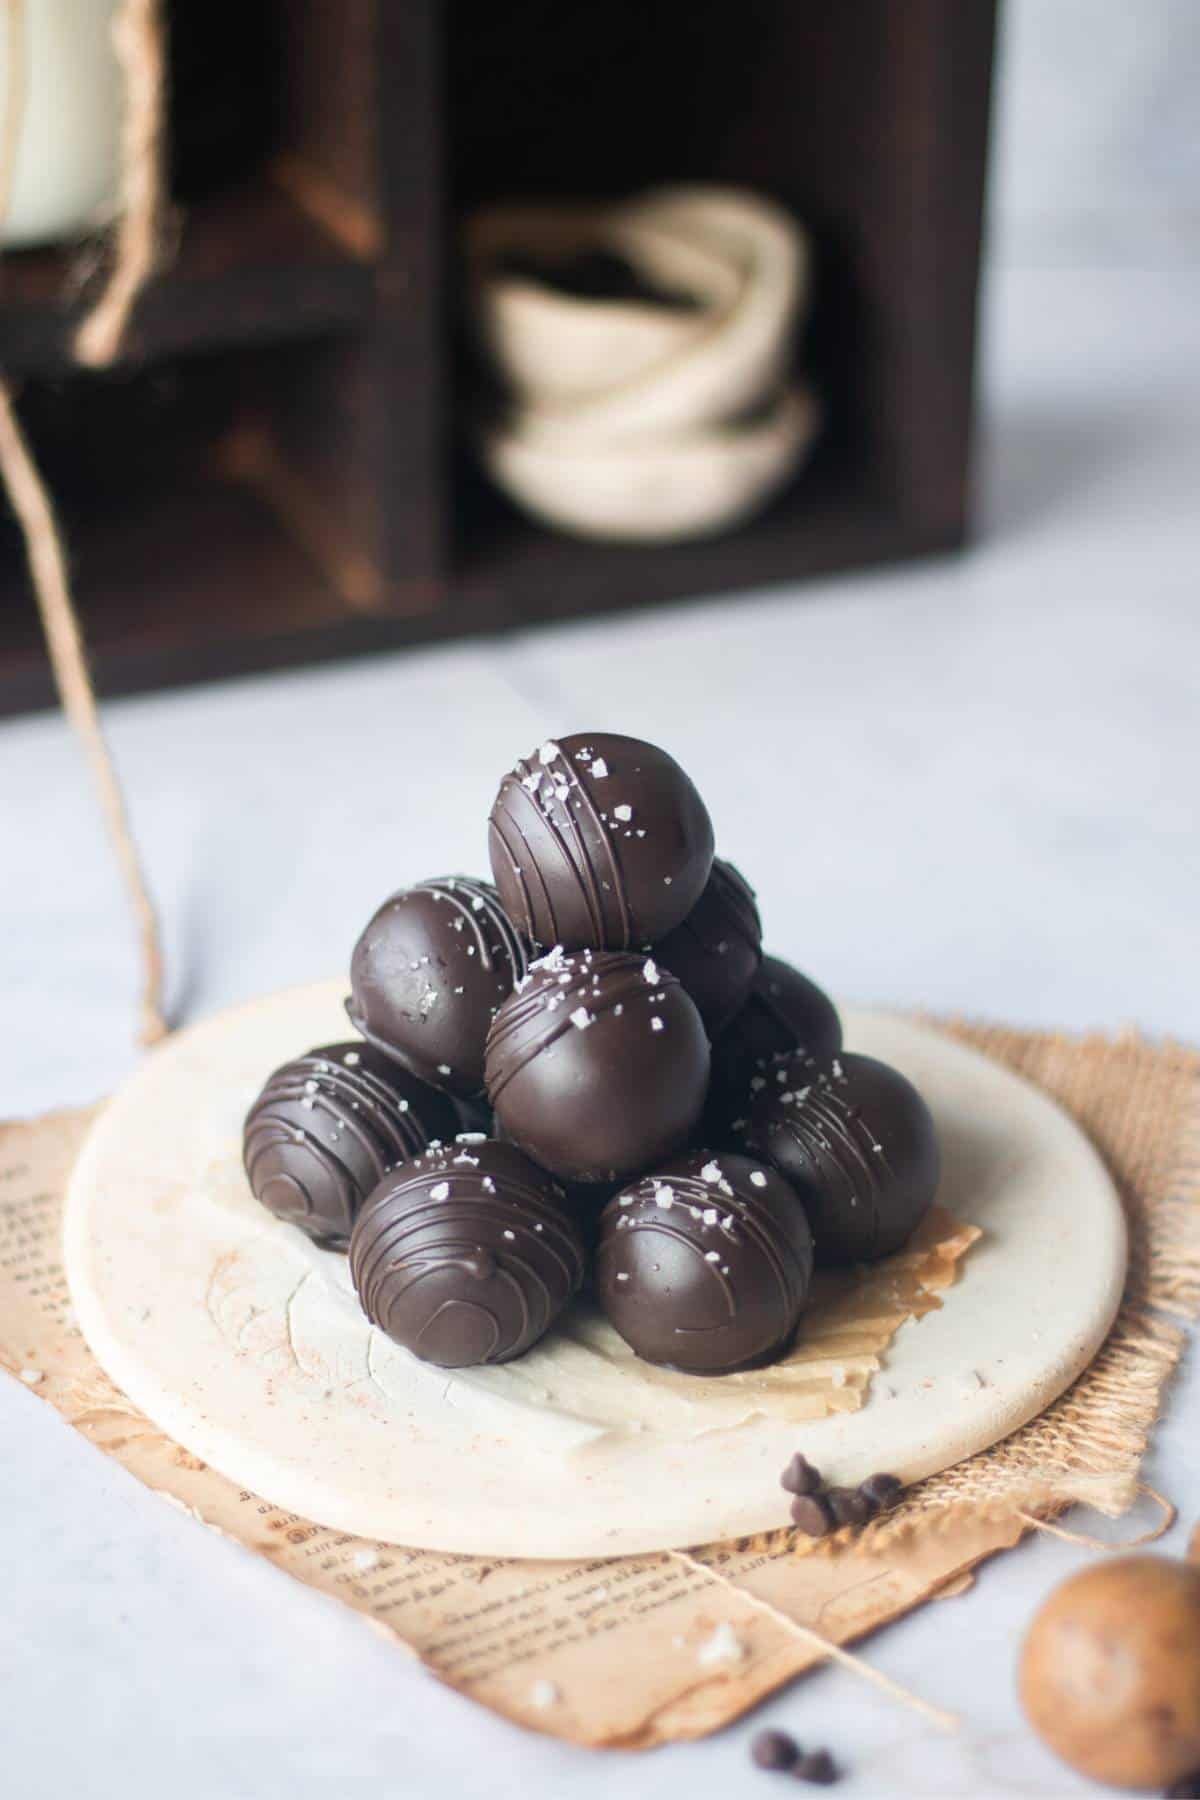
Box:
490 747 633 947
484 953 680 1103
776 1078 894 1253
244 1052 431 1237
351 1161 585 1361
617 1170 806 1326
407 875 529 980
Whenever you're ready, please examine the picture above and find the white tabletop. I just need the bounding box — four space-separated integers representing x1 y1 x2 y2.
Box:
3 263 1198 1798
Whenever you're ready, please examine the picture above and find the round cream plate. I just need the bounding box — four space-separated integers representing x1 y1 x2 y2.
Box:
64 982 1127 1559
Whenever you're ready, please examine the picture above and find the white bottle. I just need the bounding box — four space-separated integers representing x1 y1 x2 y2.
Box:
0 0 122 249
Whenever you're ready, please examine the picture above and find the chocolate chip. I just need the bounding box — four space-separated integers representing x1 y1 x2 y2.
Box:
790 1493 834 1537
794 1748 838 1784
780 1453 822 1496
1165 1776 1200 1799
858 1472 902 1511
751 1729 799 1771
826 1486 872 1528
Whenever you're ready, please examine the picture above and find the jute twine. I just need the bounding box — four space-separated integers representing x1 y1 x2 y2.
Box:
0 0 168 1044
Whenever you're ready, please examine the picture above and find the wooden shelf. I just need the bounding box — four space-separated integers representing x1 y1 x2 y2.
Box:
0 0 996 716
0 467 953 715
0 173 375 376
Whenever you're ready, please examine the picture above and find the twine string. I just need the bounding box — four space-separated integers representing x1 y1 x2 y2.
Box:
668 1549 959 1733
0 0 168 1044
1016 1484 1176 1552
0 385 167 1042
75 0 166 366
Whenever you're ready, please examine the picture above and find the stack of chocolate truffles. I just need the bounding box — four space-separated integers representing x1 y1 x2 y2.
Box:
244 733 940 1375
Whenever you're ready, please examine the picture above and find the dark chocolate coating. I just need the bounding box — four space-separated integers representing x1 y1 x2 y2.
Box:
243 1042 457 1248
745 1051 940 1264
709 955 843 1129
651 857 762 1035
484 948 710 1182
347 876 528 1099
487 732 714 950
349 1138 585 1367
595 1150 813 1374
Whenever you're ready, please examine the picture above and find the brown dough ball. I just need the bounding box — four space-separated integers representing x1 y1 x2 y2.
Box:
1019 1555 1200 1791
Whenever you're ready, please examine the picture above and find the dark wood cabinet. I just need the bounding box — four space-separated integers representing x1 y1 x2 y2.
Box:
0 0 997 714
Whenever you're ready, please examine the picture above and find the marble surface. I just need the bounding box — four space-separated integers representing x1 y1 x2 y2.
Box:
3 265 1199 1797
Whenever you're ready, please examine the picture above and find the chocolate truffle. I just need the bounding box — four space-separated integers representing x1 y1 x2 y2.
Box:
595 1150 813 1374
349 1137 585 1367
243 1042 457 1248
487 733 714 950
709 955 842 1127
745 1051 940 1264
347 876 528 1099
651 857 762 1035
484 947 710 1182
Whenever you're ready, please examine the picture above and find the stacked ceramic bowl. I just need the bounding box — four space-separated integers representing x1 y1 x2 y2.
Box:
465 185 818 542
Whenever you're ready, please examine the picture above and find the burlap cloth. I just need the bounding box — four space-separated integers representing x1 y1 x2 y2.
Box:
2 1019 1197 1748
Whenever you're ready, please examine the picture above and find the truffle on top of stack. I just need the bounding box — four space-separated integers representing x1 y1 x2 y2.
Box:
242 729 940 1376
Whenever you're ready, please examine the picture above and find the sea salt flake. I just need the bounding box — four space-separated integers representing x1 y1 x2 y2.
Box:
704 1250 721 1262
539 740 561 764
700 1160 723 1185
697 1623 745 1667
437 1063 452 1075
749 1171 768 1188
351 1548 380 1573
19 1368 43 1385
654 1185 675 1210
642 958 660 984
570 1007 593 1031
615 1272 629 1281
430 1182 451 1200
702 1207 719 1225
457 1132 487 1144
590 757 609 778
614 803 632 822
530 1680 560 1709
503 1229 516 1241
650 1016 664 1033
342 1051 360 1066
482 1177 496 1193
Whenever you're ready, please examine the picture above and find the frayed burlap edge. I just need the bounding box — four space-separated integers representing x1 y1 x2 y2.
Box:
776 1023 1200 1556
